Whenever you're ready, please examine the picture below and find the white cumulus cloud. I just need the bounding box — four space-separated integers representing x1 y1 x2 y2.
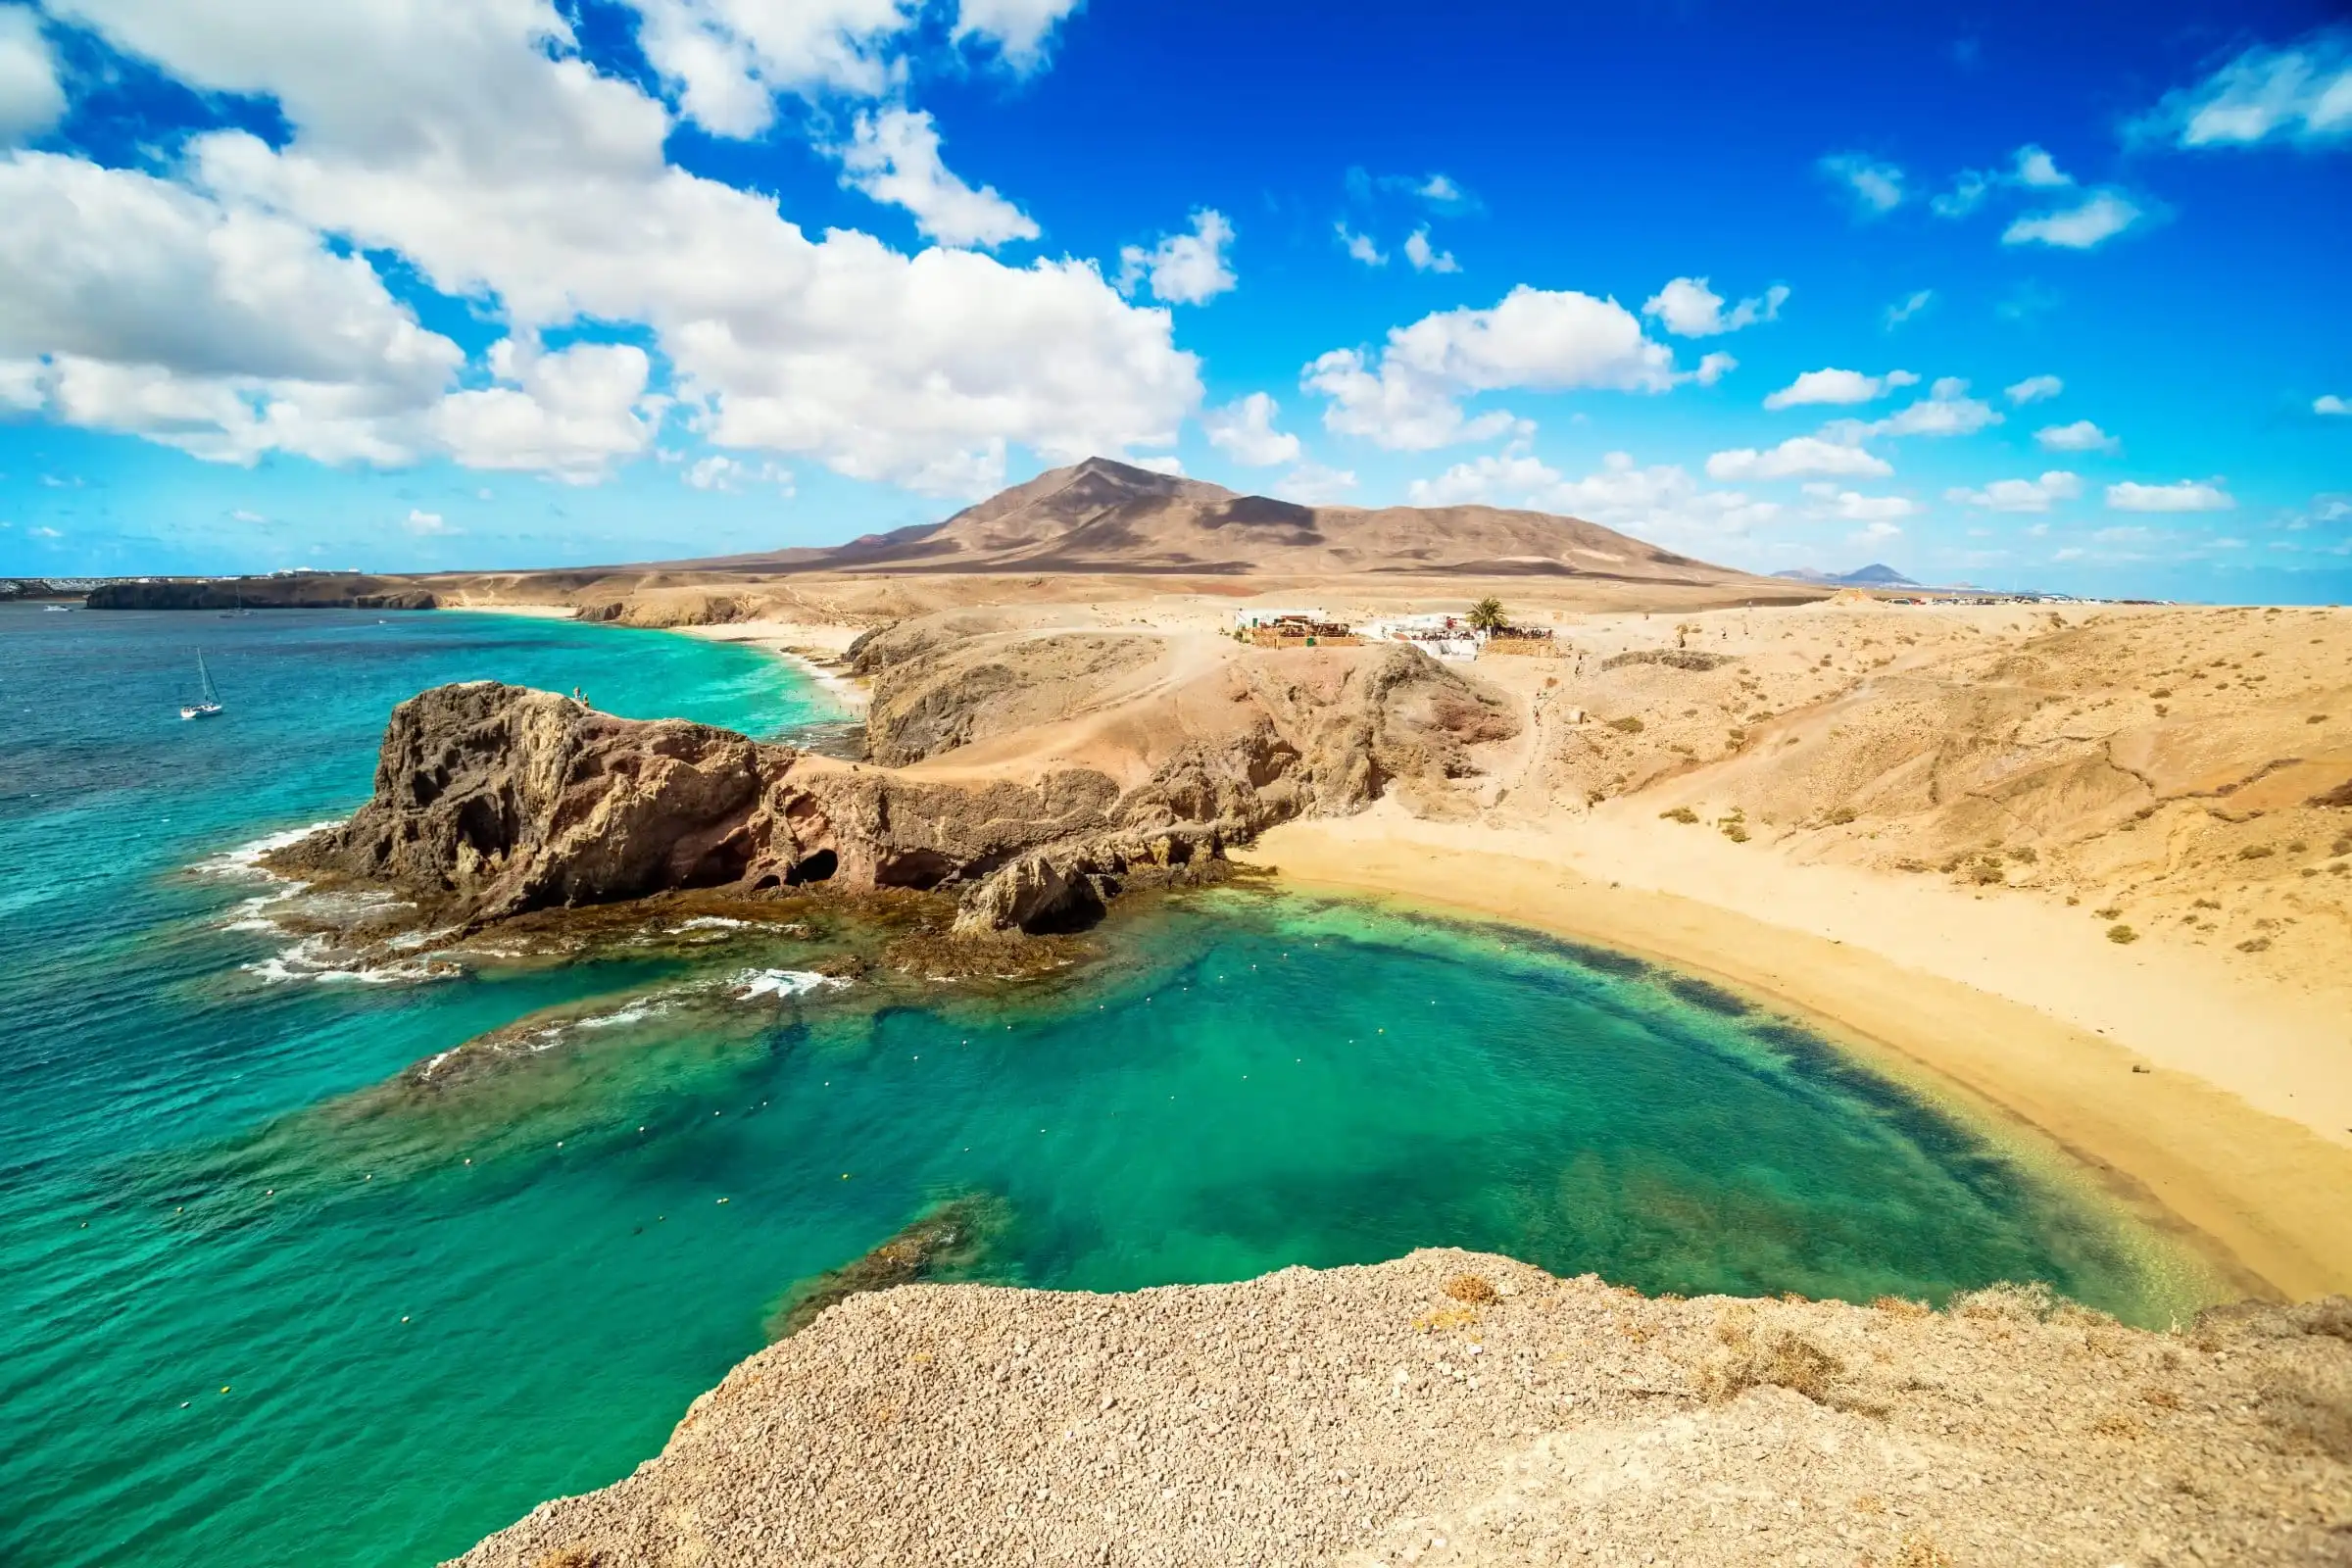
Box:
1201 391 1299 467
1118 210 1236 306
2010 144 2075 188
2003 190 2144 249
405 507 453 534
1301 285 1685 451
0 151 463 466
1945 471 2082 513
2035 418 2119 454
1641 276 1788 338
25 0 1202 497
1402 226 1458 273
1802 482 1919 522
1335 220 1386 268
430 338 664 482
0 6 65 145
2316 394 2350 415
2005 374 2063 405
1819 152 1904 215
1762 367 1919 410
683 452 791 492
2132 29 2352 149
2106 479 2234 512
837 106 1038 250
1705 436 1892 481
1825 377 2001 440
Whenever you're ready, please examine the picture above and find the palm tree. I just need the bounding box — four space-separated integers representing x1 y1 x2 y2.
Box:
1467 597 1507 634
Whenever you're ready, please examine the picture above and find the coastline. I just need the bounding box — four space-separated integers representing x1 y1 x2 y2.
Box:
666 618 870 712
1240 808 2352 1302
442 603 871 715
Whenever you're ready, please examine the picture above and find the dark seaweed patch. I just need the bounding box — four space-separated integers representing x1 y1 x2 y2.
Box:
1662 975 1751 1015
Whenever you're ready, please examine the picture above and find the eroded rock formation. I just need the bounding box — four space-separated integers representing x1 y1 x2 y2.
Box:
270 638 1518 936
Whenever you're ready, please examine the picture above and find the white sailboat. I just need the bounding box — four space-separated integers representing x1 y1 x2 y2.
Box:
180 651 223 720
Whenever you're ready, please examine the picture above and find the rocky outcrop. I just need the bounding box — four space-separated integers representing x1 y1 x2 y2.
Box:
275 641 1518 937
451 1250 2352 1568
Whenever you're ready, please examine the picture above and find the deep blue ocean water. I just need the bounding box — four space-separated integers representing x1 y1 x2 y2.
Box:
0 604 2215 1568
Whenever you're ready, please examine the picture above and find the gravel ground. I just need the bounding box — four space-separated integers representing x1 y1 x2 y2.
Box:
452 1250 2352 1567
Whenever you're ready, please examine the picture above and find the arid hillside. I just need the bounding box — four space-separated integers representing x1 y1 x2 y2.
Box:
699 456 1786 584
454 1249 2352 1568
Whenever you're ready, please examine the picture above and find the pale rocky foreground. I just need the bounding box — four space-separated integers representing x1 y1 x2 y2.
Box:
453 1250 2351 1567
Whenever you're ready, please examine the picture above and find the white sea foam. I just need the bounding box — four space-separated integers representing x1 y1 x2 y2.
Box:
576 998 669 1029
729 967 847 1001
674 915 751 932
243 933 450 987
192 821 339 880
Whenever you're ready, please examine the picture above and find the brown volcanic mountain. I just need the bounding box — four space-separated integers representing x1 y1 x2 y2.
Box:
720 457 1754 583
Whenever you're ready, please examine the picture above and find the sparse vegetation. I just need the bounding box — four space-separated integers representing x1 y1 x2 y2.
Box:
1722 821 1750 843
2236 937 2272 954
1696 1310 1844 1405
2093 906 2121 919
1607 714 1644 734
1967 857 2005 885
1412 1304 1480 1335
1444 1273 1499 1305
1659 806 1699 824
1892 1536 1956 1568
1826 805 1857 825
2107 924 2138 945
2238 844 2276 859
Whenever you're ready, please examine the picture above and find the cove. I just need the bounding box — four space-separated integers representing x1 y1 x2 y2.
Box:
0 605 2216 1568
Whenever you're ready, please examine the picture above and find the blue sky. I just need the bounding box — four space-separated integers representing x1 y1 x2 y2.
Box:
0 0 2346 599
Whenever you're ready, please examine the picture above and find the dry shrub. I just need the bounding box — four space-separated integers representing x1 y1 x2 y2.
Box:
1413 1305 1480 1335
1952 1281 2058 1322
1608 714 1645 734
1872 1295 1933 1319
1659 806 1699 824
2143 1385 2184 1410
1891 1536 1955 1568
532 1550 603 1568
2107 924 2139 944
1696 1310 1843 1404
1444 1273 1500 1305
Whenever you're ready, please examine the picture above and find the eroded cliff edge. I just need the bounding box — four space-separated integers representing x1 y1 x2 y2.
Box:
450 1250 2352 1568
268 638 1518 936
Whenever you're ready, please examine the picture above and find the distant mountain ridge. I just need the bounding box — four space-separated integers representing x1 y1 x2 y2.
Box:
1773 564 1923 589
708 457 1795 587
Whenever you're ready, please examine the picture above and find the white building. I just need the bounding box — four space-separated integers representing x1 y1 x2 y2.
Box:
1232 607 1330 629
1363 614 1480 662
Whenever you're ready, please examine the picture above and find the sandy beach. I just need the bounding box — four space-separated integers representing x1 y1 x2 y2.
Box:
1240 809 2352 1301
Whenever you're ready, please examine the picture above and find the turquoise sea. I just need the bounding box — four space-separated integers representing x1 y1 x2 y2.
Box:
0 604 2214 1568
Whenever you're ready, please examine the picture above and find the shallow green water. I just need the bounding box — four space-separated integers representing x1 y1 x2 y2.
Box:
0 605 2211 1568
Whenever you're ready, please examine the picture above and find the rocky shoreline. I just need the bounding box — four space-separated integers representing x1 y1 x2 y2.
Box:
451 1249 2352 1567
262 630 1514 942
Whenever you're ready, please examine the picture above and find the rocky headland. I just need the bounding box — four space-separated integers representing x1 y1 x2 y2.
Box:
453 1250 2352 1568
266 631 1516 941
